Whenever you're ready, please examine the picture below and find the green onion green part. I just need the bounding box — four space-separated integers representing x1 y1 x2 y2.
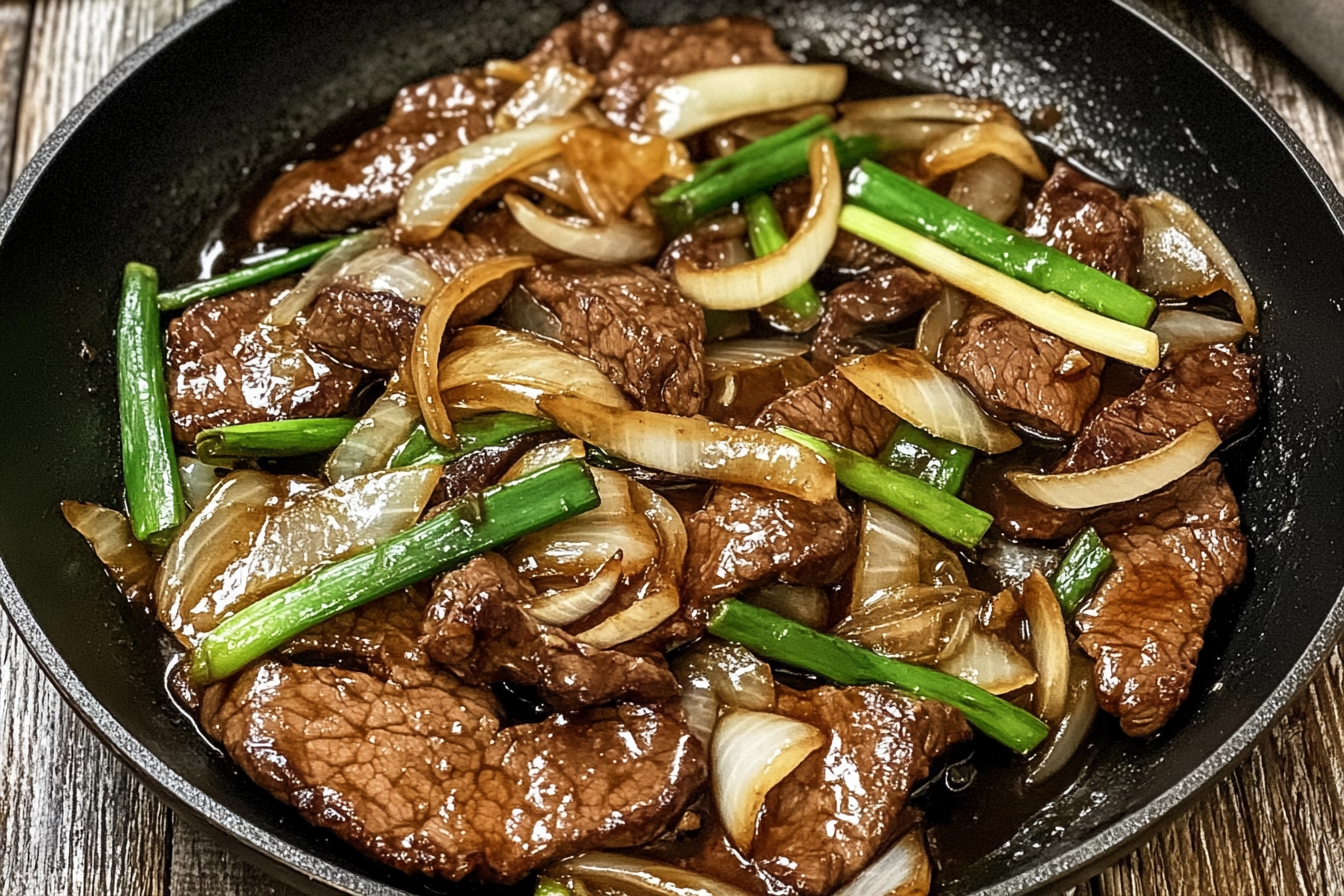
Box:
157 235 353 311
707 600 1049 753
846 161 1156 328
117 263 185 546
1050 527 1115 617
189 459 600 685
390 412 557 468
744 192 824 330
775 427 991 548
659 114 831 204
878 421 975 494
195 418 357 463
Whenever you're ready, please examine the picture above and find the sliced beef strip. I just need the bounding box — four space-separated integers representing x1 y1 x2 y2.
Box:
597 16 790 130
774 178 902 278
1023 162 1143 284
938 304 1105 438
165 284 363 442
302 286 419 373
521 261 707 415
202 660 704 882
279 588 431 683
249 71 513 240
655 213 748 280
1057 343 1260 472
462 204 571 263
1076 462 1247 736
754 368 898 457
421 553 678 710
411 228 523 325
811 266 943 370
522 2 627 74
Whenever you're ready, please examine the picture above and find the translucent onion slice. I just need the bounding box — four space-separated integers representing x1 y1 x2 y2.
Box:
511 157 586 211
483 58 532 83
573 582 679 649
936 629 1037 695
397 113 586 242
838 93 1013 125
1022 570 1069 725
551 853 757 896
1152 309 1247 355
264 229 387 326
510 467 657 579
1026 655 1099 785
562 125 688 220
832 118 959 153
1007 419 1220 509
712 709 826 851
325 386 421 482
646 64 847 140
177 457 225 510
920 121 1047 180
538 394 837 503
674 138 840 310
501 287 564 341
500 438 587 482
61 501 158 606
523 553 623 626
412 255 537 448
915 287 969 361
947 154 1024 224
743 584 829 629
336 246 444 305
853 502 923 608
832 828 932 896
494 59 596 131
674 640 778 743
838 348 1021 453
504 194 663 263
703 337 812 375
836 584 982 665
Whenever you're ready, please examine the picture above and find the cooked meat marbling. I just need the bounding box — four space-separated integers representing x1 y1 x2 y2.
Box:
1024 163 1144 284
755 368 899 456
522 2 627 74
812 266 943 370
303 285 419 373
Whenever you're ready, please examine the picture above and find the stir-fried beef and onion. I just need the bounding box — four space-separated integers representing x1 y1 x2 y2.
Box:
66 4 1263 893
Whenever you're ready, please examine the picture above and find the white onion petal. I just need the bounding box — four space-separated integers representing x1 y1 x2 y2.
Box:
1022 570 1069 725
936 629 1037 694
523 553 623 626
947 154 1024 224
494 59 595 131
647 64 847 140
915 287 969 361
177 456 225 510
509 468 656 580
336 246 444 305
1007 420 1220 509
504 194 663 263
501 438 587 482
265 229 387 326
920 121 1046 180
703 337 812 375
832 828 932 896
325 386 422 482
712 709 826 851
674 641 777 743
1152 309 1247 355
61 501 158 606
853 502 923 609
838 94 1012 125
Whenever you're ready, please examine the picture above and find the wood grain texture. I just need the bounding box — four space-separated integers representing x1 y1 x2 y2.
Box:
0 1 1342 895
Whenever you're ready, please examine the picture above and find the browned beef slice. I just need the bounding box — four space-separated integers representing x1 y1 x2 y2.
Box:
521 261 707 415
964 461 1086 541
280 588 431 682
522 2 627 74
775 178 902 277
202 661 704 882
421 554 678 710
812 267 943 370
249 71 513 240
410 228 521 325
597 16 790 129
938 304 1104 438
303 286 419 372
1058 343 1260 472
655 213 748 280
1024 163 1143 284
754 369 898 456
1076 462 1247 736
165 285 363 442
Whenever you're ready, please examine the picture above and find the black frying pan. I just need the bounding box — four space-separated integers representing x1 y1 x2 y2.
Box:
2 1 1343 893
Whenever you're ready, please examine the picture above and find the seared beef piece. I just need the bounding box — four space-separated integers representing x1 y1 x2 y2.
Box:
703 356 819 427
421 554 678 710
522 2 627 74
655 213 748 280
965 462 1086 541
755 369 898 456
249 71 513 240
303 286 419 373
812 267 943 370
597 17 790 130
165 285 363 442
1058 343 1260 472
939 304 1105 438
775 178 902 278
1024 163 1143 284
203 660 705 882
1076 462 1247 736
280 589 431 682
411 228 522 325
521 261 707 415
677 686 970 895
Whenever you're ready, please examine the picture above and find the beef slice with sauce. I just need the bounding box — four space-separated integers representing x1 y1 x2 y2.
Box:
655 213 749 280
202 660 704 882
249 70 513 240
165 284 363 442
1077 462 1247 736
521 261 707 415
522 2 627 74
938 303 1105 438
754 368 899 456
421 553 678 710
302 285 420 373
811 266 943 370
279 588 431 682
1024 162 1144 284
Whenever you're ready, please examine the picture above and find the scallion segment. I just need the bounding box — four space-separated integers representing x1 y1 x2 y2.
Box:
775 426 991 548
659 114 831 205
390 412 557 468
534 878 573 896
189 459 600 685
156 235 353 311
117 263 185 546
743 192 823 330
707 600 1049 753
1050 527 1115 616
195 418 357 463
878 421 974 494
846 161 1157 328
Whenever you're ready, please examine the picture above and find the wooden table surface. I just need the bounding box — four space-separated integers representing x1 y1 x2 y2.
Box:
2 1 1342 894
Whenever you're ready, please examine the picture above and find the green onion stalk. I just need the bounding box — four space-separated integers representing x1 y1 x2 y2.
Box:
390 412 557 468
156 235 354 311
743 192 823 332
878 421 975 494
1050 527 1115 616
195 418 358 463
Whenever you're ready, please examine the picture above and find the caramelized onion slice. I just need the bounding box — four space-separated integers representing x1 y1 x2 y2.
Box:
335 246 444 305
397 113 586 242
1152 309 1247 355
836 584 982 665
1022 570 1069 725
920 121 1047 180
832 828 932 896
504 194 663 263
1026 655 1099 785
838 93 1012 125
646 64 847 140
838 348 1021 453
523 553 623 626
673 641 778 745
915 287 969 361
935 629 1037 695
851 502 970 611
712 709 826 851
562 125 689 220
501 438 587 482
572 583 679 650
947 154 1024 224
552 853 757 896
509 467 656 579
674 138 840 310
177 457 225 510
703 337 812 375
538 394 837 503
62 501 158 606
494 59 596 131
1007 420 1220 509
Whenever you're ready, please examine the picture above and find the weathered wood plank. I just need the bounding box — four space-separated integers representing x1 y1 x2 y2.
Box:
0 0 31 197
168 817 304 896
